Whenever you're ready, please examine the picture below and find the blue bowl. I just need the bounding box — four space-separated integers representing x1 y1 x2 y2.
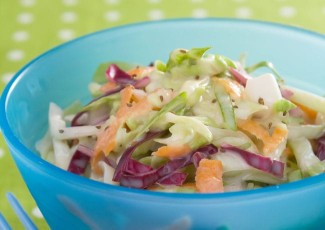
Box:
1 19 325 230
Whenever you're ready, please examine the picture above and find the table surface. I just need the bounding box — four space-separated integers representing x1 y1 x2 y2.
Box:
1 0 325 228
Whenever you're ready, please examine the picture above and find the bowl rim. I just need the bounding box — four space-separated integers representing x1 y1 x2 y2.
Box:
2 18 325 200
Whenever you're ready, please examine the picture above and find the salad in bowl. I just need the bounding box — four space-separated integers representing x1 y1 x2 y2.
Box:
36 47 325 193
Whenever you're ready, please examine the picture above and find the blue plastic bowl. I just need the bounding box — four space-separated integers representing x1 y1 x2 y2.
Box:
1 19 325 230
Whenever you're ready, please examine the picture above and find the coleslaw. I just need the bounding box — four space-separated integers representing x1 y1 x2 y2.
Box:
36 47 325 193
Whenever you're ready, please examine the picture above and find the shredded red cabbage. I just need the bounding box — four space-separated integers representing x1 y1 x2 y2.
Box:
106 64 150 88
192 151 208 168
117 144 218 189
71 111 88 126
317 136 325 161
125 158 154 174
280 88 294 100
68 145 93 175
157 171 188 186
113 131 165 181
133 76 150 89
229 67 250 86
220 144 284 178
106 64 137 85
103 153 118 169
288 107 304 118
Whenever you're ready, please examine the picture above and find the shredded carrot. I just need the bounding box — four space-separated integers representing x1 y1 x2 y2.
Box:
238 119 288 155
214 78 244 99
263 126 288 155
100 81 118 93
292 101 317 122
127 67 145 76
238 119 270 145
195 159 224 193
154 144 192 159
91 85 153 173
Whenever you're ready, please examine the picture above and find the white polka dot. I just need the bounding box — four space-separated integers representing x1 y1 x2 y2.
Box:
17 12 34 24
148 9 164 20
62 0 78 6
12 31 30 42
58 29 75 41
104 11 120 22
0 149 4 158
20 0 36 7
235 7 252 18
31 207 44 219
279 6 296 18
2 73 15 84
7 50 25 61
105 0 119 4
192 8 208 18
148 0 161 3
61 11 77 23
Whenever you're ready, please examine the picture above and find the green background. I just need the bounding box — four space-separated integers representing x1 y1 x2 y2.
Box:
1 0 325 228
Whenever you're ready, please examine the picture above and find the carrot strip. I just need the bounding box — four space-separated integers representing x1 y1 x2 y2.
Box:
263 126 288 155
214 78 244 99
195 159 224 193
94 85 133 155
238 119 288 155
238 119 270 143
293 101 317 122
92 85 153 173
153 144 191 159
127 67 145 76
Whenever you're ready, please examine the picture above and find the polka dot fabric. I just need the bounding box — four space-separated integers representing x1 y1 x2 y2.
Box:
1 0 325 228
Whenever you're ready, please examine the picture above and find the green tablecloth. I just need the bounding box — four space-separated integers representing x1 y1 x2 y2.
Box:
1 0 325 228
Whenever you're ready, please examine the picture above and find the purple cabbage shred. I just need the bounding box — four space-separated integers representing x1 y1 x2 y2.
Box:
229 67 250 86
68 145 93 175
157 171 188 186
220 144 285 178
317 136 325 161
116 143 218 189
106 64 150 88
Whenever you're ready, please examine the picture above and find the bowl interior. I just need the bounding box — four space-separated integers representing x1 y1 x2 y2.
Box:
3 18 325 183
